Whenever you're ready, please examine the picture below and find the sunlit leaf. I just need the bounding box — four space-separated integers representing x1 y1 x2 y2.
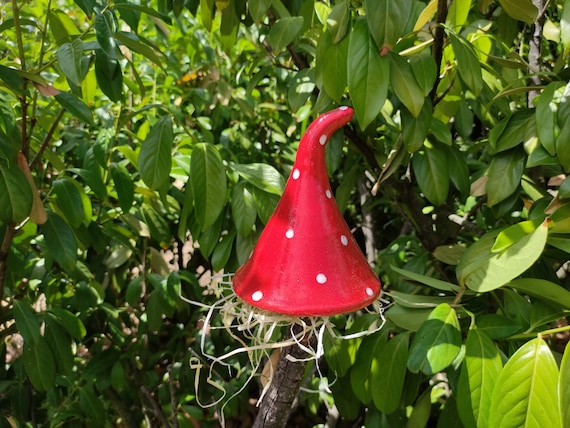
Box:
407 303 461 375
489 338 561 428
230 163 284 195
486 148 526 206
138 115 173 190
267 17 304 52
57 38 84 86
412 141 449 206
365 0 413 53
498 0 538 23
389 53 425 117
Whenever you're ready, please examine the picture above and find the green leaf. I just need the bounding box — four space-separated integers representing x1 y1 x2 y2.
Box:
412 141 449 206
138 116 173 190
56 38 84 86
457 221 548 292
249 0 272 22
457 329 503 428
407 303 461 375
327 0 349 43
43 211 78 272
73 0 96 17
410 54 437 97
113 3 171 24
489 338 561 428
351 331 388 403
507 278 570 309
386 304 432 331
267 17 304 52
110 163 134 213
558 175 570 199
562 0 570 50
402 100 431 153
13 301 41 345
48 9 80 45
491 220 538 252
0 160 32 223
114 32 165 69
365 0 413 52
449 31 483 96
316 30 348 103
230 163 284 195
498 0 538 24
49 308 86 339
447 146 470 196
389 53 425 118
476 314 522 339
231 181 257 236
560 341 570 428
488 109 533 155
191 143 227 231
44 315 74 375
371 332 410 414
430 117 452 146
288 68 315 112
54 92 94 124
0 65 26 95
486 148 526 206
80 384 106 426
94 50 123 102
23 337 56 391
390 265 461 292
211 230 236 271
251 187 279 224
95 11 119 59
534 82 563 155
348 18 389 130
53 178 85 228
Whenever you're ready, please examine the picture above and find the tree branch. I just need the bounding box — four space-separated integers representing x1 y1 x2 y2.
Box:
429 0 449 104
528 0 547 106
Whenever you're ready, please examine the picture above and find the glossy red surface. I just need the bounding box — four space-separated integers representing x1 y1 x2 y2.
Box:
232 107 381 316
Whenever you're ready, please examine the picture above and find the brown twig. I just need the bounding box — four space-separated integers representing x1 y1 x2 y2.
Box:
429 0 449 104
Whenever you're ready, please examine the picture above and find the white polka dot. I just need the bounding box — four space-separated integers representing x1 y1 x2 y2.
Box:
340 235 349 246
319 134 327 145
366 287 374 296
325 189 332 199
252 291 263 301
339 106 349 110
292 168 300 180
316 273 327 284
285 229 294 239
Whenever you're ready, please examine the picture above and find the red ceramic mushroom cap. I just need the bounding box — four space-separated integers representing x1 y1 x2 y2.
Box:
232 107 381 316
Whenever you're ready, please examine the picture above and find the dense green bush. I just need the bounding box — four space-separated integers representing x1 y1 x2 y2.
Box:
1 0 569 426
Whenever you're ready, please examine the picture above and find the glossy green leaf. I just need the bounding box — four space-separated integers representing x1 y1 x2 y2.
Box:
407 303 461 375
54 92 94 124
231 181 257 236
23 337 56 391
402 100 431 153
138 116 173 190
560 341 570 428
507 278 570 309
44 315 74 375
230 163 284 195
0 160 32 223
348 18 389 130
489 338 561 428
389 53 425 117
412 141 449 206
430 117 452 146
316 30 348 103
391 265 461 292
95 11 119 59
56 38 84 86
447 0 471 29
288 68 315 112
211 230 236 271
449 31 483 96
371 332 410 414
492 220 538 252
498 0 538 24
113 2 171 24
562 0 570 50
351 331 388 403
110 162 134 213
476 314 522 339
114 32 165 69
534 82 563 155
267 17 304 52
141 205 171 248
407 389 432 428
248 0 272 22
327 0 349 43
410 54 437 97
43 211 78 272
0 65 26 95
49 308 86 339
457 329 503 428
94 50 123 102
13 300 41 345
48 9 80 45
191 143 227 231
53 178 85 228
488 109 533 155
79 384 106 427
365 0 413 52
486 148 526 206
73 0 96 17
457 221 548 292
251 187 279 224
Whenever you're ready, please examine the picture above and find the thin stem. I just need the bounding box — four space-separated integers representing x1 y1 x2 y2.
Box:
30 109 65 170
429 0 449 104
507 324 570 341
